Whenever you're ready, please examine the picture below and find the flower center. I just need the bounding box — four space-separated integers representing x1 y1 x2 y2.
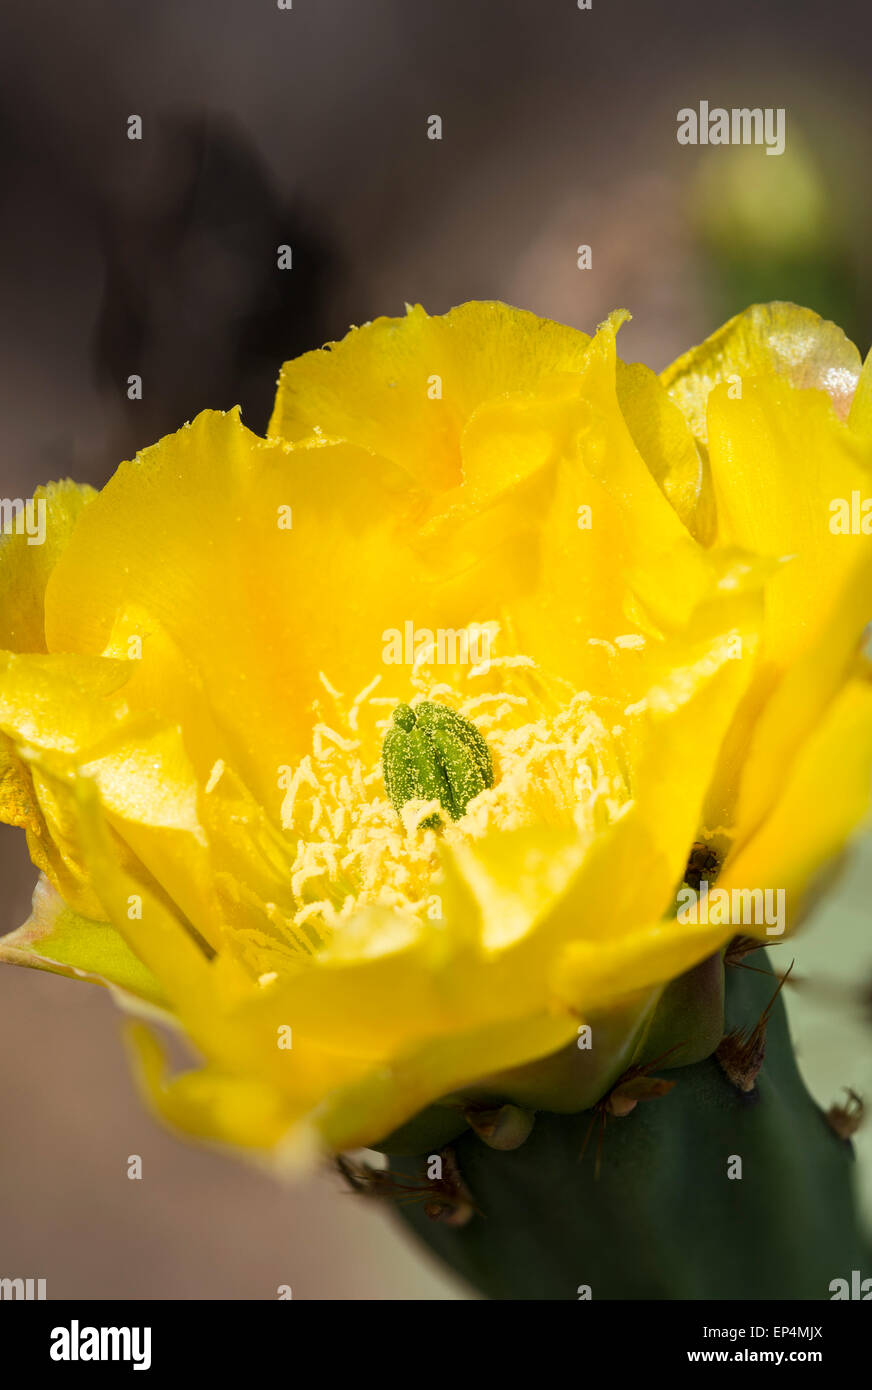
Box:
279 625 631 941
382 701 495 827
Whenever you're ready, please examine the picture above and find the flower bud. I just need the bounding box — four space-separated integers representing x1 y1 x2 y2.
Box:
464 1103 536 1150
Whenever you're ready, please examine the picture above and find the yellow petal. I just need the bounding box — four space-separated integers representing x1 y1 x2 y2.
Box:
615 358 704 537
0 650 236 950
268 301 592 490
42 412 486 796
125 1022 309 1159
0 479 95 653
702 377 872 839
552 920 728 1017
717 676 872 933
0 652 134 916
661 301 861 446
556 678 872 1013
497 315 719 694
0 875 167 1006
848 344 872 436
315 1010 582 1152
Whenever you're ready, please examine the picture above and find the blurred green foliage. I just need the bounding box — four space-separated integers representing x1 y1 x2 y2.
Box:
693 138 870 355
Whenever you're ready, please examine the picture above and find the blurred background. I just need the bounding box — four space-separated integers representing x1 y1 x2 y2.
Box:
0 0 870 1299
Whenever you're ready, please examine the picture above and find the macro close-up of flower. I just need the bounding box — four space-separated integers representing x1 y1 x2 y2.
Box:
1 298 871 1300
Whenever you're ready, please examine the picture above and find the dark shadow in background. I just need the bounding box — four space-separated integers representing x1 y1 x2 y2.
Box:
95 112 337 450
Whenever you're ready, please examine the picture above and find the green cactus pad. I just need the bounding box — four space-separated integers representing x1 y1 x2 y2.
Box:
388 952 870 1299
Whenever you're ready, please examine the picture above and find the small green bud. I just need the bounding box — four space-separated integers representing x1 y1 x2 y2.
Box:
465 1104 536 1151
382 701 494 827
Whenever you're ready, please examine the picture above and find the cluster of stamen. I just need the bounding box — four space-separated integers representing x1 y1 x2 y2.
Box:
279 627 631 943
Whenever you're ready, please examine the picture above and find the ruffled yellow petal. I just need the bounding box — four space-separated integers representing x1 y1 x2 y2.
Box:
0 875 167 1006
0 483 99 899
491 315 721 695
70 782 380 1116
717 676 872 931
849 345 872 436
315 1010 583 1152
552 920 728 1018
0 479 95 653
125 1022 312 1160
0 652 133 917
702 377 872 840
556 680 872 1019
42 412 490 797
661 302 861 445
0 650 236 949
615 358 703 536
268 301 592 489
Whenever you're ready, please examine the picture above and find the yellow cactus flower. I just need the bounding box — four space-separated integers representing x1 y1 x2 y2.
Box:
1 301 871 1166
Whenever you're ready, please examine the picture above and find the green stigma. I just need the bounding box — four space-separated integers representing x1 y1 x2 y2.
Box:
382 702 494 828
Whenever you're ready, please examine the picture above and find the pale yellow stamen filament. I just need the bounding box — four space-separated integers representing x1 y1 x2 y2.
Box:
279 626 630 941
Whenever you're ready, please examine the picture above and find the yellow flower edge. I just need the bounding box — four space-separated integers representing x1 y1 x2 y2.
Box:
0 301 870 1168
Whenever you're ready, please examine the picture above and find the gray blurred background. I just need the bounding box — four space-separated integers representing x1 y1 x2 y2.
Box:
1 0 870 1299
